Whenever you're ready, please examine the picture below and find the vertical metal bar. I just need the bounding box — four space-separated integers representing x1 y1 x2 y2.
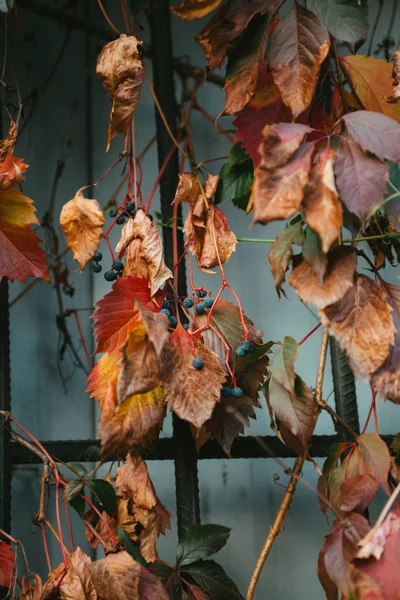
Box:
0 279 11 534
330 338 360 441
147 0 201 532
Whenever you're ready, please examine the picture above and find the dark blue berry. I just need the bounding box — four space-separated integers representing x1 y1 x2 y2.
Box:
125 202 136 214
236 346 246 357
183 297 194 308
196 303 205 314
204 297 214 309
93 264 102 273
162 299 170 310
183 324 189 330
232 387 244 398
161 308 171 317
169 316 178 328
116 216 125 225
242 341 256 353
93 251 103 262
192 357 204 370
222 387 232 397
109 209 117 218
112 260 124 272
104 270 117 282
197 290 207 298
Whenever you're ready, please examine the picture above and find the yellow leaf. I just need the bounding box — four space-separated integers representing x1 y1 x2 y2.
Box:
0 188 38 226
340 55 400 121
60 188 104 270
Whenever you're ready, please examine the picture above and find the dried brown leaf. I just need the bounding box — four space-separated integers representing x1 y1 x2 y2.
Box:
116 454 157 510
19 574 43 600
60 547 97 600
288 246 357 309
302 147 343 253
60 188 104 270
0 154 28 191
96 34 143 150
171 0 224 20
172 173 199 205
87 551 140 599
0 119 17 161
161 325 226 429
321 274 396 380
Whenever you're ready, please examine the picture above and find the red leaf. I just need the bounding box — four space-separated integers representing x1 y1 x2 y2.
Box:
0 154 28 190
0 541 14 588
92 276 164 354
342 111 400 163
335 136 389 225
357 433 391 491
339 470 378 513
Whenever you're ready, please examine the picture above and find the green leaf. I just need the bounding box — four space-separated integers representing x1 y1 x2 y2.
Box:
67 462 88 477
91 479 117 517
0 0 14 13
307 0 368 43
63 479 85 504
117 526 148 567
181 560 244 600
215 142 254 210
269 336 298 394
69 493 86 517
391 433 400 465
177 524 231 567
268 222 304 293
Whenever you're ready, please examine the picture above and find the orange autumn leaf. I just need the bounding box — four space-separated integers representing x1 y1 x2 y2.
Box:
172 172 199 205
0 120 17 161
116 210 172 297
340 55 400 122
86 352 120 409
0 153 28 191
60 188 104 271
116 454 157 509
0 188 48 282
0 541 14 588
19 573 43 600
171 0 224 20
321 274 396 380
302 146 343 253
96 34 144 150
267 3 330 118
160 325 226 429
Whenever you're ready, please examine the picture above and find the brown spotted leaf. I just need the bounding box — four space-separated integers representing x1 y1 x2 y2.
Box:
267 2 330 118
96 34 143 150
160 325 226 429
321 274 396 380
251 141 315 224
60 188 104 271
116 454 157 509
302 146 342 253
195 0 274 70
288 246 357 309
334 135 389 225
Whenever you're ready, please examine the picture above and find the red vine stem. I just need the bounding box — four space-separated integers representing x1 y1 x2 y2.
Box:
64 502 75 553
299 322 322 346
39 523 52 572
81 494 118 549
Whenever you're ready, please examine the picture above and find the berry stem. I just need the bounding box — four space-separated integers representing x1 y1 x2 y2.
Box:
299 322 322 346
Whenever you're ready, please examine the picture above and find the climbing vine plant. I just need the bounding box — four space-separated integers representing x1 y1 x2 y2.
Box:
2 0 400 598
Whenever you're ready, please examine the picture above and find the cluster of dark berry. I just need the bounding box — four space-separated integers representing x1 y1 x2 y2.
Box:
108 203 153 225
92 252 124 281
160 298 180 330
236 340 256 357
183 290 213 315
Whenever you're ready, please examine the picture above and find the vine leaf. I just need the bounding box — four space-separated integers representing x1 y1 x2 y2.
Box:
19 573 43 599
0 541 14 588
117 210 173 297
268 221 304 295
269 335 298 394
357 433 391 491
60 188 104 271
87 551 169 599
195 0 273 70
220 13 272 116
319 514 370 598
0 188 48 282
116 454 157 510
372 284 400 404
334 135 389 225
302 146 342 253
171 0 224 20
353 511 400 599
92 276 164 354
340 55 400 121
41 549 96 600
251 127 315 224
338 470 378 513
267 2 330 118
288 246 357 309
387 43 400 103
306 0 368 43
96 34 144 150
321 274 396 380
215 142 254 210
0 153 28 190
181 560 244 600
302 227 327 281
0 1 14 14
177 524 231 567
160 325 226 429
91 479 117 518
342 111 400 163
86 352 120 408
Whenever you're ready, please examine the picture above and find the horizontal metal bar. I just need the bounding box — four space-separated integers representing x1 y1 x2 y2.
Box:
10 434 395 465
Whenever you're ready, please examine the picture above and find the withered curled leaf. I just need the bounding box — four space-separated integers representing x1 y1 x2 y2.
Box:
96 34 144 150
60 188 104 271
